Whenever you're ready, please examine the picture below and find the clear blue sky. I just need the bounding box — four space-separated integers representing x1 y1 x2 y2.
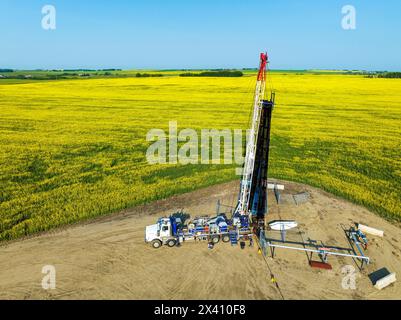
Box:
1 0 400 70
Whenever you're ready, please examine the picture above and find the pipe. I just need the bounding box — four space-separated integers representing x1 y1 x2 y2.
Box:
267 242 370 263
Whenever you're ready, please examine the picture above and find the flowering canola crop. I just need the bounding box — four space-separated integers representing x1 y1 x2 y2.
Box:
0 73 400 240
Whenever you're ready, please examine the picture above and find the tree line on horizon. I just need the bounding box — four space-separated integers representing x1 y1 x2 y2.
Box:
180 70 243 77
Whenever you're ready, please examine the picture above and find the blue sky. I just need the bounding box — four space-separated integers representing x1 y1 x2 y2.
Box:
1 0 400 70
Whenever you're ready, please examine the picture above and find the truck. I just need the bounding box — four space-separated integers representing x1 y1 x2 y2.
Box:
145 214 252 249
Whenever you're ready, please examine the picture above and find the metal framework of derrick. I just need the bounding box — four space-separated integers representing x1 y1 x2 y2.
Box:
234 53 275 233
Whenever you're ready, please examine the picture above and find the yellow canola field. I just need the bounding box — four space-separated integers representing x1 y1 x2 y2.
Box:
0 73 400 240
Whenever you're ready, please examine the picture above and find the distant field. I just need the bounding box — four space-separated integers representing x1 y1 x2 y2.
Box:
0 72 400 240
0 68 374 84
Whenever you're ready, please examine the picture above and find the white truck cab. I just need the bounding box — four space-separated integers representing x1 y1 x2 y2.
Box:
145 217 178 248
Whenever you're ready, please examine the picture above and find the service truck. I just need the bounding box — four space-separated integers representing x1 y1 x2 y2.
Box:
145 214 252 249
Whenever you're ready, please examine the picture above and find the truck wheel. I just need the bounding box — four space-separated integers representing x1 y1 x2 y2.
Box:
167 239 177 247
151 240 162 249
222 235 230 243
211 236 220 244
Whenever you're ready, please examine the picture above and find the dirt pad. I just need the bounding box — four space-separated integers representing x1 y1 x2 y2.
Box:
0 180 400 300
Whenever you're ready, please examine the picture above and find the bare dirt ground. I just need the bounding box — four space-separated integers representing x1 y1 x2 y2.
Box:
0 180 400 300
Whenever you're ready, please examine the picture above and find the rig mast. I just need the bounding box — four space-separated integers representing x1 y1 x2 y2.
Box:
235 53 275 233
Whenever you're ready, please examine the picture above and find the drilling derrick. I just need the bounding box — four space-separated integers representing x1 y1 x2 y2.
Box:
235 52 275 234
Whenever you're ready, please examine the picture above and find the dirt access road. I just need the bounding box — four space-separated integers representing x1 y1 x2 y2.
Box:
0 180 400 300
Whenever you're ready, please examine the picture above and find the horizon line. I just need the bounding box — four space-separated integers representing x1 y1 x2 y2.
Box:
1 67 397 73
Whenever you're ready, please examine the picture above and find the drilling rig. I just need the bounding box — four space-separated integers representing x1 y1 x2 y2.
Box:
234 52 276 235
145 53 277 249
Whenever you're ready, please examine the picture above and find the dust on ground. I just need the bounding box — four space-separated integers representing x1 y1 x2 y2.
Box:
0 180 400 300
